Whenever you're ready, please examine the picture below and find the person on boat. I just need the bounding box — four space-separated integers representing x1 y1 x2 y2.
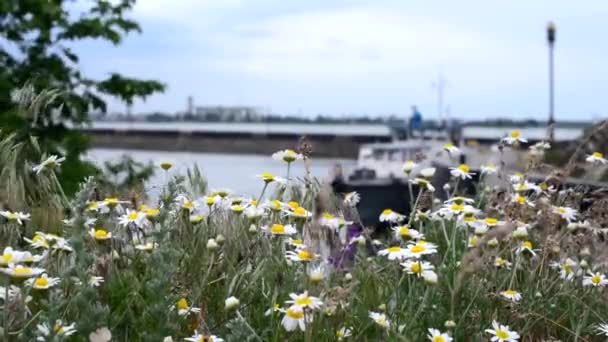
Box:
409 106 423 138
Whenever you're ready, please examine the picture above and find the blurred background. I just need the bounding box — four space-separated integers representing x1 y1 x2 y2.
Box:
1 0 607 199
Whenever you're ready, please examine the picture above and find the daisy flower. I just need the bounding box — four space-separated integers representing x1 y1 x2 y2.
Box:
287 206 312 220
257 172 285 184
481 164 498 175
427 328 453 342
406 241 438 259
512 194 534 207
118 209 146 227
511 225 529 240
272 149 303 163
281 306 309 331
393 225 424 241
369 311 390 329
286 249 318 262
550 258 578 281
513 181 541 193
263 224 297 236
24 233 50 249
102 197 129 211
89 228 112 241
410 178 436 192
189 214 205 224
402 260 434 276
26 273 60 290
445 196 475 205
485 320 520 341
175 195 200 212
553 206 577 223
52 238 73 252
494 258 512 269
583 271 608 287
586 151 607 164
285 291 323 310
529 141 551 155
0 211 30 225
450 164 474 180
185 332 224 342
230 204 245 214
336 327 353 340
420 167 436 178
320 213 352 230
402 160 417 175
159 161 173 170
32 155 65 174
88 276 104 287
307 264 327 283
379 209 405 223
287 238 306 249
517 240 538 257
175 297 201 316
343 191 361 206
502 130 527 145
378 246 408 261
1 247 28 265
1 264 45 278
443 143 461 155
500 289 522 303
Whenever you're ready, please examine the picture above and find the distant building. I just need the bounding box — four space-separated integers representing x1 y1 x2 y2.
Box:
194 105 263 122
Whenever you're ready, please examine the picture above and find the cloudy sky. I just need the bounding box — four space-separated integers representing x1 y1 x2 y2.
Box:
73 1 608 120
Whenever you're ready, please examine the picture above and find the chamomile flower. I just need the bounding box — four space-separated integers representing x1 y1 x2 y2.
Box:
450 164 474 180
135 242 158 251
427 328 453 342
159 161 173 170
286 249 318 262
583 271 608 287
485 320 520 341
445 196 475 205
0 211 30 225
393 225 424 241
307 264 328 283
553 206 577 223
281 306 309 331
410 178 436 192
336 327 353 340
26 273 60 290
406 241 438 259
230 204 245 214
263 224 297 236
272 149 303 163
586 151 607 164
88 276 104 287
481 164 498 175
189 214 205 224
402 160 417 175
550 258 578 281
24 233 50 249
379 209 405 223
32 155 65 174
319 213 352 230
343 191 361 206
511 225 529 240
502 130 527 145
185 332 224 342
175 297 201 316
286 291 323 310
402 260 434 276
512 194 534 207
378 246 408 260
500 289 522 302
1 247 28 265
245 206 265 221
118 209 146 227
529 141 551 155
89 228 112 241
287 238 306 249
257 172 285 184
369 311 390 329
513 181 541 193
443 143 461 155
494 257 512 269
175 195 200 212
102 197 128 211
1 264 45 278
517 240 538 257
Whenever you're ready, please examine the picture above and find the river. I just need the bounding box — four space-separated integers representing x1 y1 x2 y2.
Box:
86 148 356 197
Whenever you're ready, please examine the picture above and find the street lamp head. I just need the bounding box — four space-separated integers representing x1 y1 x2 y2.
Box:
547 21 556 45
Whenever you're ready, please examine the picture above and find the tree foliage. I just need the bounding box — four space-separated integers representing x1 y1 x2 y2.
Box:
0 0 165 193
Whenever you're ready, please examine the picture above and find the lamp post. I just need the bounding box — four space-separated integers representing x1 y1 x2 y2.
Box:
547 21 556 142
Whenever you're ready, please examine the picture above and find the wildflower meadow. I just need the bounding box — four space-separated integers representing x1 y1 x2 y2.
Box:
2 129 608 341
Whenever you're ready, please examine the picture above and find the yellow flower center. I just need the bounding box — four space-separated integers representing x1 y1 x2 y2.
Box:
382 209 393 215
13 267 33 276
298 250 314 261
127 212 139 220
433 336 446 342
95 229 109 239
410 244 426 253
295 297 313 306
469 236 479 246
286 308 304 319
160 162 173 170
271 224 285 234
1 253 13 265
291 239 303 245
510 130 521 138
271 200 282 210
504 289 517 296
288 201 299 209
387 246 402 253
592 274 602 284
145 208 160 217
523 241 533 249
232 205 244 212
450 204 465 212
87 202 98 210
293 207 307 216
485 218 498 225
592 152 603 158
515 195 526 204
261 172 275 182
410 262 421 273
558 207 566 214
322 212 334 219
444 143 454 149
458 164 470 173
495 329 509 339
217 191 229 198
54 324 65 333
176 298 189 310
563 263 573 274
399 226 410 238
463 213 476 222
104 197 119 206
34 277 49 287
496 258 505 266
